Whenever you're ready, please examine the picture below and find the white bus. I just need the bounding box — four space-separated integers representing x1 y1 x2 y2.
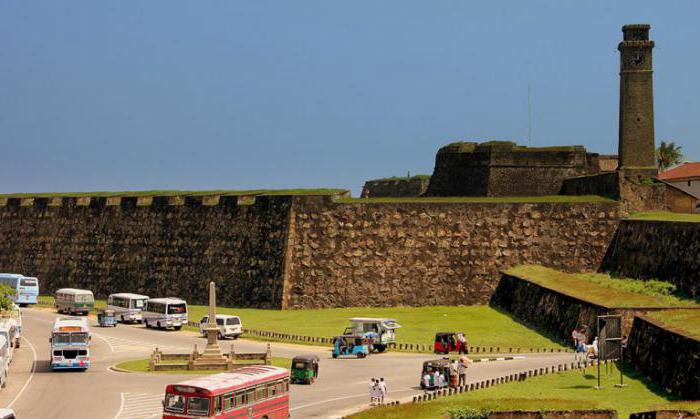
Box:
55 288 94 315
50 317 90 371
106 293 149 323
0 274 39 306
142 298 188 330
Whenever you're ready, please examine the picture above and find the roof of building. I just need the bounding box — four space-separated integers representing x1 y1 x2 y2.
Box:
659 162 700 180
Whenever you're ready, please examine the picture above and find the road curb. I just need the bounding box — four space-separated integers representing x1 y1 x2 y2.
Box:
109 365 135 373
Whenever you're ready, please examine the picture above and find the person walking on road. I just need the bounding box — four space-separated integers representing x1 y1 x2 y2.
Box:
458 356 470 387
379 377 387 404
369 378 378 405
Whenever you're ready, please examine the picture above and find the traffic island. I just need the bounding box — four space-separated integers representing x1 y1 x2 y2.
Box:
113 356 291 375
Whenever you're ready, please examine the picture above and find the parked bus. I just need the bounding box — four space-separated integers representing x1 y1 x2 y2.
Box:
162 366 290 419
0 274 39 306
50 317 90 371
106 293 149 323
143 298 187 330
55 288 94 315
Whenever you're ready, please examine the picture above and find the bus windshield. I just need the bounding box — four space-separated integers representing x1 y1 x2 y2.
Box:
164 394 185 413
20 278 37 287
167 304 186 314
187 397 210 415
53 333 71 344
75 294 94 303
71 333 89 344
133 299 146 309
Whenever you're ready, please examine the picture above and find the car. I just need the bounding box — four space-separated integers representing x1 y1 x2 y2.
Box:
199 314 242 340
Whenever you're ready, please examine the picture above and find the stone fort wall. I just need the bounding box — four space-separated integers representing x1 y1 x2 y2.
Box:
284 197 619 308
0 195 619 309
0 195 292 308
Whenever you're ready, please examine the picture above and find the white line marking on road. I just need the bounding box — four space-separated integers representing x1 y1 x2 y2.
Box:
115 393 162 419
290 389 417 412
7 336 38 409
94 333 115 352
113 392 126 419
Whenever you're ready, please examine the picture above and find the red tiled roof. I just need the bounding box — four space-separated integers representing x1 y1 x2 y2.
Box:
659 162 700 180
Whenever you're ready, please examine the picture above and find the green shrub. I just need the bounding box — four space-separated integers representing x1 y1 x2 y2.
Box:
445 407 492 419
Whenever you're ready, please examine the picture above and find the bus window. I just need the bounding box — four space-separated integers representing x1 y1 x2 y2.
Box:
222 392 234 411
254 386 266 401
71 333 89 344
268 383 278 397
167 304 186 314
234 391 245 407
133 299 146 309
20 278 36 287
187 397 210 416
245 389 255 404
53 333 70 344
164 394 185 414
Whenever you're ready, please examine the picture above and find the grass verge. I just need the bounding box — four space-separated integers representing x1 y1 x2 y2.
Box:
114 357 291 375
506 265 699 308
627 211 700 223
350 364 700 419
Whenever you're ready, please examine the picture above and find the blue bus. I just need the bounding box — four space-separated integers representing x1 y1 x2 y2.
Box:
0 274 39 306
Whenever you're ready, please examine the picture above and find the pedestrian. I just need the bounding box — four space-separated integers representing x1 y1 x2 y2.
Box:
379 377 387 404
457 333 468 354
422 371 431 389
369 378 377 405
437 370 446 388
458 356 469 387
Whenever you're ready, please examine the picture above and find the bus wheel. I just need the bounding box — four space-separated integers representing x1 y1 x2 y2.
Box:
145 321 151 328
174 326 182 331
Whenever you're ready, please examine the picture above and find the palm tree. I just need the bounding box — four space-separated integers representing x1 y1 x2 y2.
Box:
656 140 684 171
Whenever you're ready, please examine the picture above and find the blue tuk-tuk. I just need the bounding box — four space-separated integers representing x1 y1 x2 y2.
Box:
97 309 117 327
332 335 370 359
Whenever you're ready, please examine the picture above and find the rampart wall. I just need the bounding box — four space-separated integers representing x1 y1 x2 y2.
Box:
601 220 700 298
361 177 430 198
0 195 291 308
627 315 700 399
0 195 619 309
283 197 619 308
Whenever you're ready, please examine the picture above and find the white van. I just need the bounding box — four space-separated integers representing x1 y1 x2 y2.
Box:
142 298 188 330
0 336 7 388
0 319 18 350
55 288 95 315
198 314 242 339
106 293 149 323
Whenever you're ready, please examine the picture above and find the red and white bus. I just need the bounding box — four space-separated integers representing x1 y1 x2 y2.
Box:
162 366 290 419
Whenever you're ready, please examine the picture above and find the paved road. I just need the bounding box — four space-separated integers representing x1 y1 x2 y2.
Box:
0 308 574 418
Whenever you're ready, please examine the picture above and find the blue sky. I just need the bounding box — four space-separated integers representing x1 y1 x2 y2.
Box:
1 1 698 195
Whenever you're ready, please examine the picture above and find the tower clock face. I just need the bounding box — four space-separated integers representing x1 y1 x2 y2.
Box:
629 50 645 67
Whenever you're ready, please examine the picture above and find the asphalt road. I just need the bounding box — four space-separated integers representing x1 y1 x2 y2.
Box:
0 308 574 418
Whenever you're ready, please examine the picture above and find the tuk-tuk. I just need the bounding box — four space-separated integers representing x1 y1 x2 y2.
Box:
332 335 370 359
97 309 117 327
344 318 401 353
420 358 456 390
434 332 468 354
290 355 320 384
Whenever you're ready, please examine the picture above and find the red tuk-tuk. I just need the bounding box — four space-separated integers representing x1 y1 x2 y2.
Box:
433 332 468 354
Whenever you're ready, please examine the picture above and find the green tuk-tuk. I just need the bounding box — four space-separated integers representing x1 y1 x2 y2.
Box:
290 355 320 384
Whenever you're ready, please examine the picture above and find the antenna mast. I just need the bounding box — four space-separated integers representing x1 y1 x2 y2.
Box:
527 82 532 146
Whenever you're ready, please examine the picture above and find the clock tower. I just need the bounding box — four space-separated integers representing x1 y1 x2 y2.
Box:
618 24 657 176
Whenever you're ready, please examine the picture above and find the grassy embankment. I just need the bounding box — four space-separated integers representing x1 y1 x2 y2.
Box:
646 309 700 341
37 297 566 351
350 363 700 419
114 357 291 375
506 265 699 308
627 211 700 223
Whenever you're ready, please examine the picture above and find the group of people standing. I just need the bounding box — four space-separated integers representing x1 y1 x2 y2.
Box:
369 377 388 405
571 326 599 360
